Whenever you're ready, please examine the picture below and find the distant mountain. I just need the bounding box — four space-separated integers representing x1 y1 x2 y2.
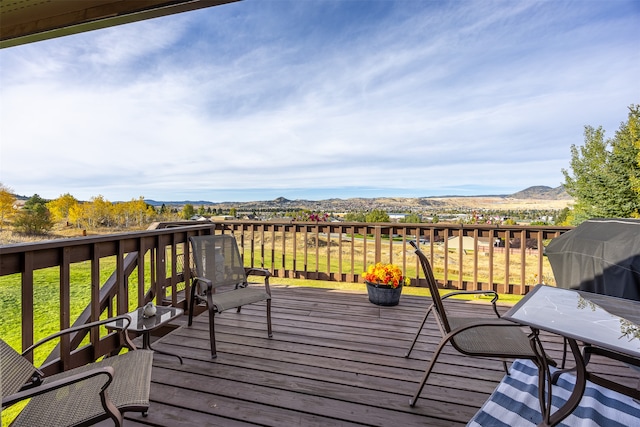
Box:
509 185 571 200
142 185 572 208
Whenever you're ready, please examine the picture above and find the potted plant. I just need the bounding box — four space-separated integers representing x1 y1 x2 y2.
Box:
363 262 410 306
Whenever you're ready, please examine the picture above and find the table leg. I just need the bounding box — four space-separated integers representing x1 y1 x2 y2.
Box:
529 330 587 427
143 332 184 364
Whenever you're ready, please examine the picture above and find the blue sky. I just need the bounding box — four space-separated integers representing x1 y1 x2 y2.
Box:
1 0 638 202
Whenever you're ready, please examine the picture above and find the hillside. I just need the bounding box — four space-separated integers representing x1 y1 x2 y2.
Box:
147 185 572 211
510 185 571 200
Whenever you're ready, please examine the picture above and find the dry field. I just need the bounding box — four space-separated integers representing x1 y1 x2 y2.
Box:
428 196 572 210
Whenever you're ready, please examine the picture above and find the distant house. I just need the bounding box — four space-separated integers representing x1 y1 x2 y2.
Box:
446 236 493 253
389 213 407 222
446 236 477 252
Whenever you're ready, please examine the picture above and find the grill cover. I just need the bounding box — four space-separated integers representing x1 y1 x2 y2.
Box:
546 218 640 300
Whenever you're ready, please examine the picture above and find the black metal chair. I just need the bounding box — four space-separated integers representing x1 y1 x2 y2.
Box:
1 315 153 426
405 240 553 407
188 234 272 358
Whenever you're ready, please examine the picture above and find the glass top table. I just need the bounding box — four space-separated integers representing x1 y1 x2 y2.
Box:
504 284 640 357
106 305 184 364
503 284 640 426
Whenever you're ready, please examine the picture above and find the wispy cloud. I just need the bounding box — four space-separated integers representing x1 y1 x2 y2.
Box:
1 0 638 202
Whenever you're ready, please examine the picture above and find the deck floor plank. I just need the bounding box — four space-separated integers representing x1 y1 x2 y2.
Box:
125 285 639 426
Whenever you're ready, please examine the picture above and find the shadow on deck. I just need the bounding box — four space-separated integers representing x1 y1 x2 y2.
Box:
109 286 640 426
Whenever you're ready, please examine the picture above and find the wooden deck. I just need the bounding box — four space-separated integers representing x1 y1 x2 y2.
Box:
110 286 640 426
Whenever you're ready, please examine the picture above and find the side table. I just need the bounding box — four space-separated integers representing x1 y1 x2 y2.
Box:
106 305 184 364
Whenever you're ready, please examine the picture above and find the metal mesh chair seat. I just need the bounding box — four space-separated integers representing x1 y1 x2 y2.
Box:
2 315 154 427
448 316 536 357
1 339 40 398
189 234 273 358
405 241 552 407
209 286 271 312
10 349 153 427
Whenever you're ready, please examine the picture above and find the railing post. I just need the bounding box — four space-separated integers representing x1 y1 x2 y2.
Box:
374 225 382 264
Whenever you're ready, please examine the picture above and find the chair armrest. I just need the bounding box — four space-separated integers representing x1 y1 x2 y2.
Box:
244 268 271 295
244 268 271 278
21 314 133 358
442 290 500 317
193 276 213 291
2 366 115 408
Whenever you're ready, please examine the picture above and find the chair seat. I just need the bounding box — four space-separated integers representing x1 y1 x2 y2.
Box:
448 316 535 357
209 287 271 312
12 349 153 427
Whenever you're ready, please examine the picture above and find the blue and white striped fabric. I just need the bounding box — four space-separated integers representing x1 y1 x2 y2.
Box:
467 359 640 427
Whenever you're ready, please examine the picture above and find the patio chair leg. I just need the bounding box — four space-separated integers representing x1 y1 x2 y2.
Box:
267 299 273 338
405 304 434 358
188 280 198 326
409 338 449 407
209 311 217 359
207 292 217 358
102 390 124 427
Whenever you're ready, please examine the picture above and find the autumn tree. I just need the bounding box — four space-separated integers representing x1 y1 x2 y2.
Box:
0 183 17 230
47 193 79 224
13 194 53 234
562 105 640 224
68 202 87 228
87 195 114 227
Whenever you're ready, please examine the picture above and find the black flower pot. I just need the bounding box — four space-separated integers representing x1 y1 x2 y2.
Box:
365 281 403 306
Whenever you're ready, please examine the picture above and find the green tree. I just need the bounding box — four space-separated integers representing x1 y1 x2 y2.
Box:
344 211 366 222
229 207 237 218
554 207 571 225
13 194 53 234
365 209 390 223
562 105 640 224
0 183 17 230
399 213 421 223
182 204 195 219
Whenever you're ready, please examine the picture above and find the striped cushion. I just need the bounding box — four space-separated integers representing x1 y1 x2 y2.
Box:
467 359 640 427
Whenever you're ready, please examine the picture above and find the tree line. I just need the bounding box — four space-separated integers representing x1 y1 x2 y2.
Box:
0 191 180 235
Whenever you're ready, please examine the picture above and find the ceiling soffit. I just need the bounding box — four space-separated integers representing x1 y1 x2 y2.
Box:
1 0 238 49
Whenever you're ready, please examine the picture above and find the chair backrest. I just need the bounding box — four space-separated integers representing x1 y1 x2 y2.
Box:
409 241 452 333
189 235 247 289
0 339 41 399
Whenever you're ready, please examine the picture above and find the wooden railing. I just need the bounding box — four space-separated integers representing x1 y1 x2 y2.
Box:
0 224 214 371
0 221 571 372
211 221 571 293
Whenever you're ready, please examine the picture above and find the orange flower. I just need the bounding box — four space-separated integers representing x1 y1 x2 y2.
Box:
363 263 409 288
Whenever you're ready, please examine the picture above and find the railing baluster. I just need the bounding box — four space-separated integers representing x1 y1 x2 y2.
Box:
60 247 71 370
21 251 34 361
